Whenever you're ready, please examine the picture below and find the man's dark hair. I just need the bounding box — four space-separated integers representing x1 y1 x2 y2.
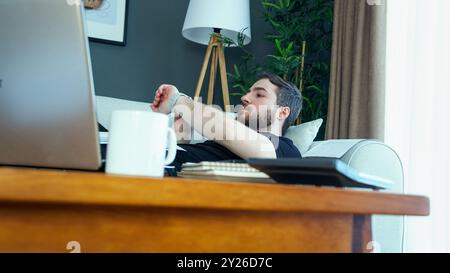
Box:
256 72 303 134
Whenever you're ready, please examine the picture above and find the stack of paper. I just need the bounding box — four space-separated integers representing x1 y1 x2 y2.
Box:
179 162 274 183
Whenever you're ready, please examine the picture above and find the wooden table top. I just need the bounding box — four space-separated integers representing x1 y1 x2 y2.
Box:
0 167 429 216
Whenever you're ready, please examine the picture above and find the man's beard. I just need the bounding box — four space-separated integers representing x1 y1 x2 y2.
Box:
239 109 274 132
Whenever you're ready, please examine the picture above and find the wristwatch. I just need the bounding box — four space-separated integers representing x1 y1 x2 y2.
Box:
168 92 192 113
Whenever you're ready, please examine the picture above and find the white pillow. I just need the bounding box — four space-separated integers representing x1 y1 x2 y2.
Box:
284 119 323 155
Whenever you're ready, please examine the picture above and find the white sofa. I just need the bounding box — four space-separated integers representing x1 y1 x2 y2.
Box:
96 95 404 253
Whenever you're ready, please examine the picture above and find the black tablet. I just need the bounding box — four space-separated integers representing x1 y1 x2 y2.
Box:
247 158 393 190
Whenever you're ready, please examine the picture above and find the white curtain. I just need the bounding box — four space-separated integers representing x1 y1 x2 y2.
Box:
385 0 450 252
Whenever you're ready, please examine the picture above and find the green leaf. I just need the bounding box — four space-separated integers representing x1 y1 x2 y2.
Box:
233 64 241 78
274 39 283 55
286 42 294 54
305 85 323 93
262 2 281 10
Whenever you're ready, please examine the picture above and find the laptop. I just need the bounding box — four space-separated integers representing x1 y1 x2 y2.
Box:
0 0 102 170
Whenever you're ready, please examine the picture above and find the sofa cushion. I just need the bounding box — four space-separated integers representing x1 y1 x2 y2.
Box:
96 96 151 130
284 119 323 155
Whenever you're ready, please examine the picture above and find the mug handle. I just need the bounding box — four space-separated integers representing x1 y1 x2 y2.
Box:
164 128 177 165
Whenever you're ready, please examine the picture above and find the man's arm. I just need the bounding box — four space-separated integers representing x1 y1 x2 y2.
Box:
176 96 276 159
151 85 276 159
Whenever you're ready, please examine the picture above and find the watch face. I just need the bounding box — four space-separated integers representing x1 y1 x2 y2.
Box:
84 0 103 9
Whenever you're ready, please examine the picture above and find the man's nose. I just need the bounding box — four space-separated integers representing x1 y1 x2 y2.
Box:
241 94 250 106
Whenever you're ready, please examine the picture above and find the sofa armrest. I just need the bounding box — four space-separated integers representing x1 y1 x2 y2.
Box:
306 139 403 192
306 139 405 253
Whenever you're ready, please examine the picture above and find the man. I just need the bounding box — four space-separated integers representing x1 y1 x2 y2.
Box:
151 72 302 170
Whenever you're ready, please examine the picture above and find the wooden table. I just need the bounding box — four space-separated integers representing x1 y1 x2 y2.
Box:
0 167 429 253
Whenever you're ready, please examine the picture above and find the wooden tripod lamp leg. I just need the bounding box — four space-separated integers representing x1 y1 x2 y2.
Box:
217 44 231 110
194 38 214 101
194 35 230 109
207 47 218 105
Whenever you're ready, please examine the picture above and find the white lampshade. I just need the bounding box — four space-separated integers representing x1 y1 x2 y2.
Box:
182 0 252 46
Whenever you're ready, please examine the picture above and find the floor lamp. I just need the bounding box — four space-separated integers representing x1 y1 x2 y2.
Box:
182 0 251 109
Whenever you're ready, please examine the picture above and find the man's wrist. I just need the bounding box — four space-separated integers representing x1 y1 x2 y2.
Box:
174 93 192 108
176 93 191 104
173 93 193 117
167 92 180 113
169 93 191 110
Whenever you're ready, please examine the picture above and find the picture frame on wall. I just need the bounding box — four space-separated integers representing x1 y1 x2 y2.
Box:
84 0 128 46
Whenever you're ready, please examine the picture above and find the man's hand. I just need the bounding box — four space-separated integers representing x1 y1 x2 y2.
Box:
150 84 180 114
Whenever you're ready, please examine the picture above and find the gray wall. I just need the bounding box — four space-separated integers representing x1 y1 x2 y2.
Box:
89 0 273 106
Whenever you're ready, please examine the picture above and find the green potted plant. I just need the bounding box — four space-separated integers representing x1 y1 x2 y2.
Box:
228 0 333 139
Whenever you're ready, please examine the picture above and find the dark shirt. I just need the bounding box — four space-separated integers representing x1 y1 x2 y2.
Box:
172 132 302 171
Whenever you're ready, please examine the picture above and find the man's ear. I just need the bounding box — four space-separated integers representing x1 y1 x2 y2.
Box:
277 106 291 121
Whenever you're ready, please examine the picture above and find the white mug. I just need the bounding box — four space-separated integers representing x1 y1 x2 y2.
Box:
105 110 177 177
